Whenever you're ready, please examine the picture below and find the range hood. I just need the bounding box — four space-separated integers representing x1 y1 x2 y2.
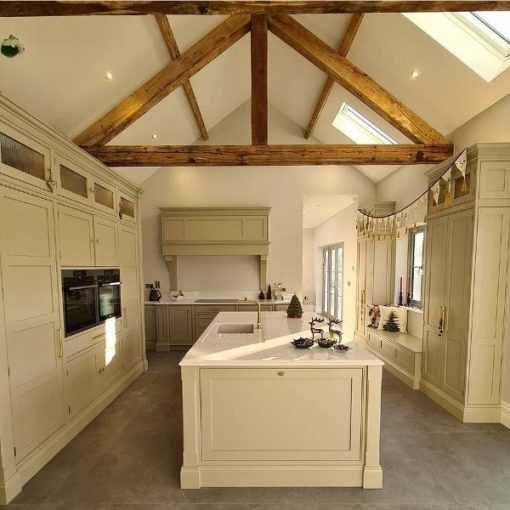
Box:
160 207 270 290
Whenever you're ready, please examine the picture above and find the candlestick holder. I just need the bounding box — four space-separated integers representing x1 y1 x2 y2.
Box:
406 292 412 307
398 291 403 307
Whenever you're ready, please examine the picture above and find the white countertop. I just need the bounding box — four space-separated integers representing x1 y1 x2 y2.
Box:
179 311 383 368
145 299 291 306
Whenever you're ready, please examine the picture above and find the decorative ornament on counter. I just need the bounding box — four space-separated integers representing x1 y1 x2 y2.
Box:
286 294 303 318
309 316 325 342
291 337 314 349
327 318 343 342
258 290 265 300
266 284 272 300
1 35 24 58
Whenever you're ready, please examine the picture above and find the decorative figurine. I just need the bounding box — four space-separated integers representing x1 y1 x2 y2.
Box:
258 290 265 300
286 294 303 318
328 318 343 342
308 316 325 342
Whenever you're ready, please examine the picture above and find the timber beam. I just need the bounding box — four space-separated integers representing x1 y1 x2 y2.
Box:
268 14 448 145
85 143 454 167
74 14 250 147
1 2 510 16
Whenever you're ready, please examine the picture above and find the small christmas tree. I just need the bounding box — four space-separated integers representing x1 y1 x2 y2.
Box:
383 311 400 332
286 294 303 318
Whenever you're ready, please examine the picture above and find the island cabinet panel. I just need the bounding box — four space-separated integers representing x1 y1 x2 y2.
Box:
0 189 65 463
200 368 363 462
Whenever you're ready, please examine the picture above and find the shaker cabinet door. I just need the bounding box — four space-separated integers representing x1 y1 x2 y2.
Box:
57 205 95 267
94 216 118 267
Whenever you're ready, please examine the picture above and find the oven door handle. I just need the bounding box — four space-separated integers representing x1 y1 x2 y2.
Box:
66 284 98 291
99 282 121 287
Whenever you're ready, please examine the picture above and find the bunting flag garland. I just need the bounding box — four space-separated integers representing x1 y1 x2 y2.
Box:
356 148 468 238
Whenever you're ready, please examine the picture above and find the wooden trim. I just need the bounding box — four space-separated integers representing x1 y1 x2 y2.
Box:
268 14 448 145
251 14 268 145
85 143 454 166
2 2 510 16
155 15 208 140
304 13 364 139
74 15 250 147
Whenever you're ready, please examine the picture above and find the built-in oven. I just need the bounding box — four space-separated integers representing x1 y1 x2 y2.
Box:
62 269 122 337
62 270 99 337
98 269 121 322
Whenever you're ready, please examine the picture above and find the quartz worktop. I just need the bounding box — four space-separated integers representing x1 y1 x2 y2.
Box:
179 311 383 368
144 298 291 306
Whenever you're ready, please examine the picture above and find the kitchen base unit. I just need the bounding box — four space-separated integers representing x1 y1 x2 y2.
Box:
179 312 384 489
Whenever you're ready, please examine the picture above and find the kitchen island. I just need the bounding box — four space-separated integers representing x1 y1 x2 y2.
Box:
179 312 384 490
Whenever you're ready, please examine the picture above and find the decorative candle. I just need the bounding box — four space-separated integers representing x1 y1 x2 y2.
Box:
399 276 403 292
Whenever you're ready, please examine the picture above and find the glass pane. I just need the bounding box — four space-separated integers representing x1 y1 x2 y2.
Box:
60 165 87 197
95 183 114 209
412 267 422 302
413 231 424 266
0 132 45 180
120 196 135 218
474 12 510 43
454 172 470 198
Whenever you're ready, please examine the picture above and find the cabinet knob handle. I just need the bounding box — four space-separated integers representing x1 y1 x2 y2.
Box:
277 370 285 376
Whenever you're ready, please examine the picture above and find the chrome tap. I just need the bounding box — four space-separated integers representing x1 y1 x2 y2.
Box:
242 300 263 330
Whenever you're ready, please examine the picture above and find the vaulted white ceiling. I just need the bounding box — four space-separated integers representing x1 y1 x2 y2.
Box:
1 11 509 185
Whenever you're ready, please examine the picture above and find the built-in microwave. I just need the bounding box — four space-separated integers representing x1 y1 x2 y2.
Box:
62 269 121 337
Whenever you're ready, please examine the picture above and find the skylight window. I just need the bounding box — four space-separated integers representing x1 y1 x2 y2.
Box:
332 103 396 145
404 11 510 82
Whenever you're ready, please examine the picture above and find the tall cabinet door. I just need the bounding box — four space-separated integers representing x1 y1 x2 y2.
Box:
423 216 449 387
442 210 474 401
118 225 142 371
94 216 118 267
0 189 65 462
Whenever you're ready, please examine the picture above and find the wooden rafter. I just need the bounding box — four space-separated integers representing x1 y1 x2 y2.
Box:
74 14 250 147
251 14 268 145
155 15 208 140
1 1 510 16
268 14 448 145
305 13 364 139
84 143 453 167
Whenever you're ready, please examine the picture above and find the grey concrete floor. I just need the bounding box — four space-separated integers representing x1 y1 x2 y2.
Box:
5 351 510 510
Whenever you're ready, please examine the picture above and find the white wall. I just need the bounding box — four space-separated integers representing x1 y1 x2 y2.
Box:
312 202 358 337
140 102 376 297
302 228 316 305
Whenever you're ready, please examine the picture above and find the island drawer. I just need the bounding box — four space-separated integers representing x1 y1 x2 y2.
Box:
200 368 363 462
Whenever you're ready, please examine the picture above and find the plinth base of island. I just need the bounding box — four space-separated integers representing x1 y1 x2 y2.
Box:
180 363 383 490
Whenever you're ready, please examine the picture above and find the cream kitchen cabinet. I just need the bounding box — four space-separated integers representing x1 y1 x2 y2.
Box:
421 144 510 423
0 188 65 463
57 204 118 267
144 305 157 351
94 215 118 267
0 94 145 504
169 306 193 346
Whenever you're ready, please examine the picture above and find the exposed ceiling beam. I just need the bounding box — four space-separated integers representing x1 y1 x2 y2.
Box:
268 14 448 145
251 14 268 145
2 1 510 16
74 14 250 147
305 13 364 139
155 15 208 140
85 143 453 166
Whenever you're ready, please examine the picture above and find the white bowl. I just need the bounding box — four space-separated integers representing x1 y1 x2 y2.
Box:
171 295 185 301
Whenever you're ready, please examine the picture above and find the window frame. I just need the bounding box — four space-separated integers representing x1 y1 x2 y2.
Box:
408 227 425 309
322 243 344 321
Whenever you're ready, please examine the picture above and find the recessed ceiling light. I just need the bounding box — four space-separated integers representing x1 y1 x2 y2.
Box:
152 133 158 139
105 71 113 80
411 70 420 79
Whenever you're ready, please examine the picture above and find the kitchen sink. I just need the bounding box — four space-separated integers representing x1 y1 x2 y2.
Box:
217 323 255 334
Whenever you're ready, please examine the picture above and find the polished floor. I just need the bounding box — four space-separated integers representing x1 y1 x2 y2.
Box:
5 351 510 510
